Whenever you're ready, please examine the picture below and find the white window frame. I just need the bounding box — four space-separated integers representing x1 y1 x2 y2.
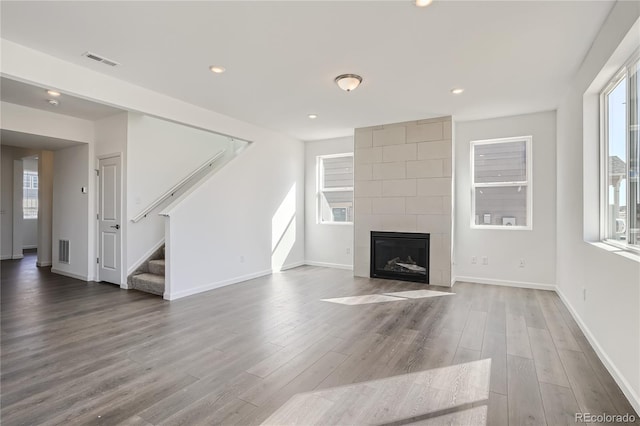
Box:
470 135 533 230
317 152 354 225
599 51 640 253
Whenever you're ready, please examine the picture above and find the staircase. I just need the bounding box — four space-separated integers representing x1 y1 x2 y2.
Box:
128 245 165 296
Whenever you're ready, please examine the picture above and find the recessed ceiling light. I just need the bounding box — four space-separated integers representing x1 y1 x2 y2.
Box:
451 88 464 95
308 114 318 119
47 99 59 106
209 65 226 74
415 0 433 7
46 90 61 97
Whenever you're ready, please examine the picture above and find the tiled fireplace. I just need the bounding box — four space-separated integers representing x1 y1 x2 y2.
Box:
353 116 452 286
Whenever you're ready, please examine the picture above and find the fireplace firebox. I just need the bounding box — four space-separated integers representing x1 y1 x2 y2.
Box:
370 231 430 283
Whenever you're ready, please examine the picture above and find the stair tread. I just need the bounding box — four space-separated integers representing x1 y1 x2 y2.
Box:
149 259 165 265
133 272 165 283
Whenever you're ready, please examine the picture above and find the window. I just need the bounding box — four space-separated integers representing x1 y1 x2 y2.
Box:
317 153 353 224
23 171 38 219
470 136 532 229
601 54 639 250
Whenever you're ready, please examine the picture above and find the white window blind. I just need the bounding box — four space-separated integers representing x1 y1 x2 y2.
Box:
317 153 354 224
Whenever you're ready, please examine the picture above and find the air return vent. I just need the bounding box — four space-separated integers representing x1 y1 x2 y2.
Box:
81 51 120 67
59 240 70 264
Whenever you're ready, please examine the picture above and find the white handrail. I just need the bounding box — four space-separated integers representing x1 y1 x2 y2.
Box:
131 150 225 223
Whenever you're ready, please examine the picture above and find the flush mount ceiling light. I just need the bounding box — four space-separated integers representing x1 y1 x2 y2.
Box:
47 99 59 106
451 88 464 95
415 0 433 7
308 114 318 119
46 90 61 97
335 74 363 92
209 65 226 74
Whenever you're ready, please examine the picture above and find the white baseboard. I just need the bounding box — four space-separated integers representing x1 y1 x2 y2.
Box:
304 260 354 271
36 261 52 267
455 276 556 291
12 254 24 260
51 268 89 281
555 287 640 415
279 261 305 271
165 269 272 301
0 255 11 260
127 239 164 275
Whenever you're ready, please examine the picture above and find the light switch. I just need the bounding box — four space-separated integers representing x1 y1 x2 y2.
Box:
81 187 88 194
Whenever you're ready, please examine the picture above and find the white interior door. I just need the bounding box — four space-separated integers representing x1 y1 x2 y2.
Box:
98 156 122 284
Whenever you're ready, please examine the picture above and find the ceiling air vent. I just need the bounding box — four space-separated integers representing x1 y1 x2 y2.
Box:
82 51 120 67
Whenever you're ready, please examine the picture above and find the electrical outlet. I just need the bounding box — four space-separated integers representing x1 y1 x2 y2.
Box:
482 256 488 265
346 248 351 254
471 256 477 264
583 288 587 301
519 258 525 268
240 255 245 264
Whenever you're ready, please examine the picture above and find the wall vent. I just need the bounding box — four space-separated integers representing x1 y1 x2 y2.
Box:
81 51 120 67
59 240 70 264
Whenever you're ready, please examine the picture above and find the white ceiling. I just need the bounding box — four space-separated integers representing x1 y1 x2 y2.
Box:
1 129 84 151
0 1 614 141
0 77 123 121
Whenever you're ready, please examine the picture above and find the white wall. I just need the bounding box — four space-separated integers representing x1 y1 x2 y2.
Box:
1 146 14 259
36 150 53 267
52 144 89 280
22 158 38 249
165 136 305 300
454 111 557 289
556 2 640 412
0 101 94 144
304 136 354 269
126 113 233 272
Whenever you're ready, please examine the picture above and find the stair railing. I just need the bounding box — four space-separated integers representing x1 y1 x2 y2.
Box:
131 150 225 223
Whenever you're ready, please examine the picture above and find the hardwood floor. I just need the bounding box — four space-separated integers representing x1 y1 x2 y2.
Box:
1 252 637 425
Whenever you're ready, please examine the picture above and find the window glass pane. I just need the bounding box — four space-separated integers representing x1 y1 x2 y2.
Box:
606 78 627 241
23 171 38 219
320 191 353 222
474 140 526 183
474 186 527 226
628 60 639 246
322 156 353 189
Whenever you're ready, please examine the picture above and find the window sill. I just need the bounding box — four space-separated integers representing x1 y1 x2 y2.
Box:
587 241 640 263
318 222 353 226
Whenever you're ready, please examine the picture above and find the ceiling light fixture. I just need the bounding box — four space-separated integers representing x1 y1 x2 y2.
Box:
335 74 363 92
47 99 59 106
308 114 318 119
415 0 433 7
451 88 464 95
209 65 226 74
46 90 61 97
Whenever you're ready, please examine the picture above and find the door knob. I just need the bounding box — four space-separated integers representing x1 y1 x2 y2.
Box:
110 224 120 230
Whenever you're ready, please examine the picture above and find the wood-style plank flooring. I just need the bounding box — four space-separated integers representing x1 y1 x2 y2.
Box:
1 252 637 425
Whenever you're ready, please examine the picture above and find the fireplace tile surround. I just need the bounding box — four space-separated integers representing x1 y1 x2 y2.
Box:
354 116 452 286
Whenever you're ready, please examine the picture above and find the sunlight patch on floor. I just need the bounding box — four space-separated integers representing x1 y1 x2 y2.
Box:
321 294 406 305
322 289 454 305
261 359 491 425
384 289 455 299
